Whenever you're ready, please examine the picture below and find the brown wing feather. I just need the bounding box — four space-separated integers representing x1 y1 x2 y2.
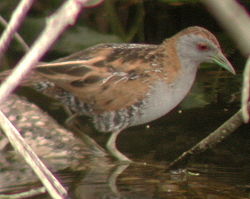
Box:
36 43 161 112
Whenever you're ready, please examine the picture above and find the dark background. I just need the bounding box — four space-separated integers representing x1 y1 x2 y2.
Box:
0 0 249 166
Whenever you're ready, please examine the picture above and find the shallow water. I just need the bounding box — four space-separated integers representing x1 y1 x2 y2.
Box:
0 163 249 199
0 70 249 199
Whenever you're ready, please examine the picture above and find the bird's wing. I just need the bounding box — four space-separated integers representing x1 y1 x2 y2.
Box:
36 43 162 112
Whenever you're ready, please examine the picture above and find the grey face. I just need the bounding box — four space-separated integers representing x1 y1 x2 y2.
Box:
176 34 235 74
177 34 220 65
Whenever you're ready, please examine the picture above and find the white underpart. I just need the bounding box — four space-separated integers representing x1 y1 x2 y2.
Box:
131 36 201 126
131 66 198 126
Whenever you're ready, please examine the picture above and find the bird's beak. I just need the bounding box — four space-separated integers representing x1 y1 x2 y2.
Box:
211 52 236 75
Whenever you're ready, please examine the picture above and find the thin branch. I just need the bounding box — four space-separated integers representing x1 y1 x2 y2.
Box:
202 0 250 56
242 56 250 122
0 15 29 53
0 94 108 188
0 0 89 105
0 111 67 199
104 0 126 40
126 2 145 42
0 187 46 199
166 109 243 170
0 0 92 198
0 0 34 58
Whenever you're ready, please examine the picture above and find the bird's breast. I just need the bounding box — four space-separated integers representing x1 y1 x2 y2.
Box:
131 70 197 126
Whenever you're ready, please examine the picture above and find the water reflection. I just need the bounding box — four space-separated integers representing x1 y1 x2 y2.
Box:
0 71 249 198
58 163 250 199
0 155 249 199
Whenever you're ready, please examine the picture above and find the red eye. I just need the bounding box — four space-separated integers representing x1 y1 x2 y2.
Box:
197 43 209 51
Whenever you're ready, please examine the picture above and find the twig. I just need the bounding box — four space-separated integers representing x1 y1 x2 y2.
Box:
126 2 145 42
0 15 29 53
0 0 89 106
0 0 33 58
104 0 126 39
0 94 108 188
0 111 68 199
0 187 46 199
202 0 250 56
242 57 250 122
0 0 92 198
166 109 243 170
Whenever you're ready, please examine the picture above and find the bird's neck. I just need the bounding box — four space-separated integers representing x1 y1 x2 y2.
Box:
174 50 199 99
167 37 199 103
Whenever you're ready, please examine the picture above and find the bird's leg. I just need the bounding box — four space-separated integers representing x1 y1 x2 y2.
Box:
106 130 132 162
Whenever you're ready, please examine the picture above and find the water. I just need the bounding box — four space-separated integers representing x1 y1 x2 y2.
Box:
0 69 249 199
0 163 249 199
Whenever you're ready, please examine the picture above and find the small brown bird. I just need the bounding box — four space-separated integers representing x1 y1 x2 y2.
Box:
4 26 235 162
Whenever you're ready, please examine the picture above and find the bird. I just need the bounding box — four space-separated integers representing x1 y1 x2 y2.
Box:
2 26 235 162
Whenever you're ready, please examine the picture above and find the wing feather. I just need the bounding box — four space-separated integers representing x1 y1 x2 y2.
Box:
36 43 160 112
